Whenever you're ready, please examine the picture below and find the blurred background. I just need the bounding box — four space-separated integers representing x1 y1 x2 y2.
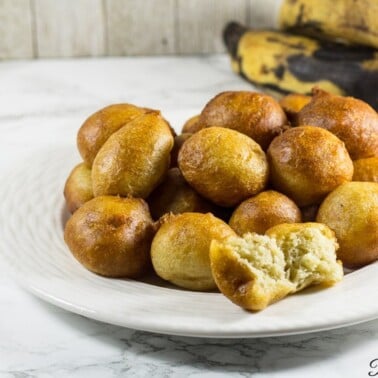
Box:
0 0 276 59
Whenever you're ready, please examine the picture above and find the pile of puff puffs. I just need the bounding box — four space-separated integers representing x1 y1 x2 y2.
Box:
64 88 378 311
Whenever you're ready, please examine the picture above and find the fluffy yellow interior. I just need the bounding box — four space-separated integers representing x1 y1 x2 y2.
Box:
221 226 343 296
274 227 343 290
229 234 285 280
225 233 295 293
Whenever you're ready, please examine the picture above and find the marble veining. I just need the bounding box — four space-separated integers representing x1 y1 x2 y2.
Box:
0 56 377 378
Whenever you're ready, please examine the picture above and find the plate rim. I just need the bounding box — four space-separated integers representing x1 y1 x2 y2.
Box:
8 274 378 338
1 144 378 338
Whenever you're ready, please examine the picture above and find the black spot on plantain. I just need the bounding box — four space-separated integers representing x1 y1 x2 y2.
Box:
260 64 270 75
314 43 376 61
238 63 292 96
285 21 324 38
286 54 378 110
295 4 305 26
273 64 285 80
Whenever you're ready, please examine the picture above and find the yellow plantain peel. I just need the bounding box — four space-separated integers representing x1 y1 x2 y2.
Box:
223 22 378 110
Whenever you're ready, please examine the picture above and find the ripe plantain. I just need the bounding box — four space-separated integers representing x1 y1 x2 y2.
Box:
279 0 378 49
223 22 378 110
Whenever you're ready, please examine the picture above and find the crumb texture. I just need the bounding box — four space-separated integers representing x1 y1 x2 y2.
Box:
210 223 343 311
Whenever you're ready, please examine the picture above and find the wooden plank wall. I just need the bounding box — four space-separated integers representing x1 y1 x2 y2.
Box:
0 0 275 59
0 0 34 58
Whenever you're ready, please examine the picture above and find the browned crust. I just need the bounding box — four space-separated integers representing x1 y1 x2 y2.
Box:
92 112 174 198
353 157 378 182
151 212 236 291
63 163 94 213
229 190 302 235
178 127 269 207
268 126 353 206
64 196 155 278
77 104 150 166
317 182 378 268
182 115 202 134
296 89 378 159
199 91 288 150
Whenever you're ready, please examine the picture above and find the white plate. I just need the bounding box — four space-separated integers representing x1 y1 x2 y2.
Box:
1 146 378 338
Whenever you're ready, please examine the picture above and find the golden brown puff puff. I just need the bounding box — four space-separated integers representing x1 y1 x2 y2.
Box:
279 93 311 124
77 104 150 166
147 167 217 220
178 127 269 207
181 115 202 134
198 91 288 150
170 133 192 168
317 181 378 268
229 190 301 235
64 196 155 278
63 163 94 213
268 126 353 207
92 111 174 199
151 212 236 291
296 88 378 160
353 157 378 182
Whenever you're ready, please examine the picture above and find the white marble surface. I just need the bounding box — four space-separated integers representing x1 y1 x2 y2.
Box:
0 56 377 377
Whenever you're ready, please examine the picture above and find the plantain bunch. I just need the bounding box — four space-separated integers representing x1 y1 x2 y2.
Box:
224 0 378 110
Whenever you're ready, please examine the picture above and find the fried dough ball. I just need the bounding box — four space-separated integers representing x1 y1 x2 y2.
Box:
229 190 301 235
170 133 192 167
296 89 378 159
353 157 378 182
198 91 288 149
64 196 155 278
279 93 311 124
92 111 174 198
210 223 342 311
317 182 378 268
268 126 353 207
63 163 94 213
182 115 202 134
77 104 149 166
148 168 217 220
151 212 236 291
178 127 269 207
